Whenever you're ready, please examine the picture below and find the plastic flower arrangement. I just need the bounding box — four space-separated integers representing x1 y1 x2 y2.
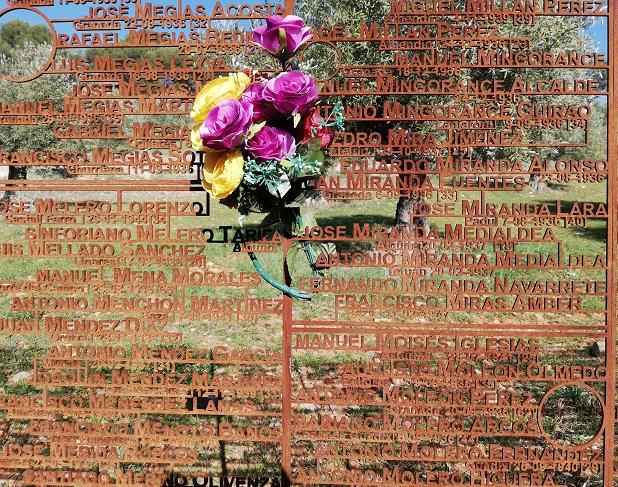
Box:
190 15 344 300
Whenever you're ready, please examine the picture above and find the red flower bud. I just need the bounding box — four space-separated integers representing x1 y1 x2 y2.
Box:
295 107 334 149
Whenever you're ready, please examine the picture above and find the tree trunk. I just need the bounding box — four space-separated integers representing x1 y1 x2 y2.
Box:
394 195 430 232
394 160 430 235
3 165 27 201
527 173 546 192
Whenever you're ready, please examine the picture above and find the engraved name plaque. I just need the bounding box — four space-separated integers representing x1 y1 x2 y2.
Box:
0 0 614 485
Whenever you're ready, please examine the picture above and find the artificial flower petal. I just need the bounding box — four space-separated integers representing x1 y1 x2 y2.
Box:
201 149 244 199
190 72 251 123
191 123 206 151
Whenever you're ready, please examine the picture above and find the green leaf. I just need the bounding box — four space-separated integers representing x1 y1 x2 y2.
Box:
318 242 337 258
307 149 326 164
286 241 302 275
307 137 323 152
247 121 266 140
299 207 317 230
305 138 326 164
291 208 314 237
278 27 288 54
261 211 282 229
279 159 293 168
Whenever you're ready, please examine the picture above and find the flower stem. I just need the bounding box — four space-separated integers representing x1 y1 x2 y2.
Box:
248 252 313 300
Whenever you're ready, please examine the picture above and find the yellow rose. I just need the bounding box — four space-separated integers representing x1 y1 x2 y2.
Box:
190 72 250 123
190 123 205 151
201 149 244 199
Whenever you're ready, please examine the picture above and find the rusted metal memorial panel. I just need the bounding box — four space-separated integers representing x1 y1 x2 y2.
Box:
0 0 614 485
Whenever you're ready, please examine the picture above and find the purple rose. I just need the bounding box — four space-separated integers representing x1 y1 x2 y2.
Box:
246 125 296 161
199 99 253 151
263 71 319 117
253 15 312 55
239 82 278 122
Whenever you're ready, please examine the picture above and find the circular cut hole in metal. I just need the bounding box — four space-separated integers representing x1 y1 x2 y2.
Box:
540 384 603 448
0 8 55 82
297 41 341 82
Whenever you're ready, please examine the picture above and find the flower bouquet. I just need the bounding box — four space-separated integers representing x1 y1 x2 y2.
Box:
190 15 344 300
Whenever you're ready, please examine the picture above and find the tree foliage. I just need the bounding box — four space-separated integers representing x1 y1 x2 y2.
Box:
0 44 77 153
0 20 52 59
297 0 600 224
0 43 84 198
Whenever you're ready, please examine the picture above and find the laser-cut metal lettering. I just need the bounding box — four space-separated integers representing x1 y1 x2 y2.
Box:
0 0 614 486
